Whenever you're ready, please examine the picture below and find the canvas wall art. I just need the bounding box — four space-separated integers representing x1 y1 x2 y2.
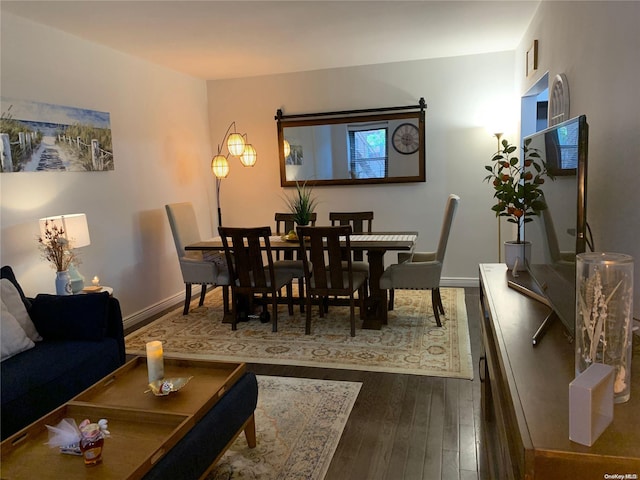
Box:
0 98 113 172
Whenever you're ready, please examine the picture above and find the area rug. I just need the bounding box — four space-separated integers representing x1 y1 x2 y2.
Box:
206 375 361 480
126 288 473 379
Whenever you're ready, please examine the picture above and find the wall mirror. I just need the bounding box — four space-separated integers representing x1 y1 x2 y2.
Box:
276 98 426 187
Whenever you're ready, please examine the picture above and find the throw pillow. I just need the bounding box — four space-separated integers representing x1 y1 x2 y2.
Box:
1 299 35 361
0 278 42 342
29 292 110 341
0 265 32 310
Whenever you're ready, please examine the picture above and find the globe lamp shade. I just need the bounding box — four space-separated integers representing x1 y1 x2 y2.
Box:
283 139 291 158
211 155 230 178
240 144 257 167
226 133 246 156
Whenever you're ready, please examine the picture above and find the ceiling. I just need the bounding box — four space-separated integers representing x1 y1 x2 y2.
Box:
1 1 540 80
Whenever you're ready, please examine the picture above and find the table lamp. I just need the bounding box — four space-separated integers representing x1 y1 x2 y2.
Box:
39 213 91 293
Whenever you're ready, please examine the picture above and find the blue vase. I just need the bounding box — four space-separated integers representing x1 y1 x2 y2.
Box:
55 270 72 295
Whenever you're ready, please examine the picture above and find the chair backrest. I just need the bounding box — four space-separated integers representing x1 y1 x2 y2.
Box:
218 226 276 292
329 211 373 261
435 194 460 263
165 202 203 260
275 212 317 261
329 211 373 233
297 225 355 295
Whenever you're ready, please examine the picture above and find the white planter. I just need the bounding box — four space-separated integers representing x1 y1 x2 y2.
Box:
504 241 531 272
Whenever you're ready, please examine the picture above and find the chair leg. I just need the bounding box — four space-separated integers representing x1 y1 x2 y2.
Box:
272 294 278 333
305 295 312 335
436 288 445 315
223 286 230 314
199 284 207 306
183 283 192 315
231 291 238 331
286 283 294 316
298 277 305 313
388 289 395 310
431 289 442 327
349 294 356 337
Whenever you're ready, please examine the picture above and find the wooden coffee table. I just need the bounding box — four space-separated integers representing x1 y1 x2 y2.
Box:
0 357 250 479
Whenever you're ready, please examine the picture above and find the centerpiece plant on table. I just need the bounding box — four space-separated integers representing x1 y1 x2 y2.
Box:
484 138 553 264
282 181 318 239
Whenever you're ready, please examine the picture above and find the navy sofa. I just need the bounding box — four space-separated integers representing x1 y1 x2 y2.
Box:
0 266 126 440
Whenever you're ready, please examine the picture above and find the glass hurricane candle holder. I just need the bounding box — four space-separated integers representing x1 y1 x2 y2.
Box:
575 252 634 403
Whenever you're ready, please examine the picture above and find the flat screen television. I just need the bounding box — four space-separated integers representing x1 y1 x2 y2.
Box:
515 114 590 343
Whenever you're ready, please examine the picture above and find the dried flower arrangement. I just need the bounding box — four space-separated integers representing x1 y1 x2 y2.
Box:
38 220 78 272
576 268 632 396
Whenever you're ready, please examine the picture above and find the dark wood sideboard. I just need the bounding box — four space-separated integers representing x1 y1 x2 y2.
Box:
479 263 640 479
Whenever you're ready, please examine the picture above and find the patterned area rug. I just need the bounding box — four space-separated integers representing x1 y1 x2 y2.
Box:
126 288 473 379
207 376 361 480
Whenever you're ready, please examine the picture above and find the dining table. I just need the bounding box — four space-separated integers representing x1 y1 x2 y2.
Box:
186 231 418 330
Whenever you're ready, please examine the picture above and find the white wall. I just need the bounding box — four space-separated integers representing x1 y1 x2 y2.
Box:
207 52 517 285
0 13 214 322
517 1 640 317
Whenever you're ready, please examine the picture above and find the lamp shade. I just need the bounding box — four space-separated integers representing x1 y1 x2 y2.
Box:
226 133 246 157
39 213 90 248
240 144 257 167
283 139 291 158
211 154 230 178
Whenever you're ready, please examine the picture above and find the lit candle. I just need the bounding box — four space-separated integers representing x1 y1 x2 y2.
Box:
146 341 164 383
92 276 100 286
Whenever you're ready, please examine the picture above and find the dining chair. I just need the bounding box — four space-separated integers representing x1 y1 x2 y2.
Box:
296 225 367 337
165 202 230 315
273 212 317 312
218 226 294 332
379 194 460 327
329 211 373 303
329 211 373 261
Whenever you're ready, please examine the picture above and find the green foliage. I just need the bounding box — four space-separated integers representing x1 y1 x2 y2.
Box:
0 106 42 171
56 122 113 171
483 138 554 243
282 181 318 226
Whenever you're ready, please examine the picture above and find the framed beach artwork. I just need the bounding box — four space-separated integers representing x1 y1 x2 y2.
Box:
0 97 113 172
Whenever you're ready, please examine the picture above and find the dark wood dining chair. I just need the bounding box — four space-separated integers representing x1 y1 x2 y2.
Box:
329 211 373 261
296 225 367 337
218 226 294 332
273 212 317 312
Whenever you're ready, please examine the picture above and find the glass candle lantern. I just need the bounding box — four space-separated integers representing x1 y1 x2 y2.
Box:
575 252 634 403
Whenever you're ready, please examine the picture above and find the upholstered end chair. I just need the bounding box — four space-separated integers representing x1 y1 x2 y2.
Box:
166 202 230 315
379 194 460 327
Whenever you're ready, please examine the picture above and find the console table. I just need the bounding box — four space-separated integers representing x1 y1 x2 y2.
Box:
479 264 640 479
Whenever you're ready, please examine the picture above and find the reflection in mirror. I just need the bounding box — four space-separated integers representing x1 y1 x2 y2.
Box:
276 100 426 187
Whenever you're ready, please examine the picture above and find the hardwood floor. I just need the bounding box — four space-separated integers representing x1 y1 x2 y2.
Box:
245 287 485 480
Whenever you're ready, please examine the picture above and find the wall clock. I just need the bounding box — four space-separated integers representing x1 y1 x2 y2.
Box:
392 123 420 155
549 73 570 126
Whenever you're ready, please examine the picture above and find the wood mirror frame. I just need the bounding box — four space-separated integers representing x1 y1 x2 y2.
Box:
276 98 426 187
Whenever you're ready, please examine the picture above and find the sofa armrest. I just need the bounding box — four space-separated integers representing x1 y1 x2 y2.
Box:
106 296 126 364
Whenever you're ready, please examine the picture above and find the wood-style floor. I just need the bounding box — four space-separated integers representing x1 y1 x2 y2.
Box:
129 287 486 480
247 287 485 480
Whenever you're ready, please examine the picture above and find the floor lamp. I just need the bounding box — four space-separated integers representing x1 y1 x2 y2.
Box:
211 122 257 226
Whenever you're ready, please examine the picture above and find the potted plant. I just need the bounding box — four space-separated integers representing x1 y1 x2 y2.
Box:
282 181 318 236
484 137 553 268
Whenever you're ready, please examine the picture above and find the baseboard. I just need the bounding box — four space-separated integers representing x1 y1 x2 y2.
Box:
123 289 193 331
